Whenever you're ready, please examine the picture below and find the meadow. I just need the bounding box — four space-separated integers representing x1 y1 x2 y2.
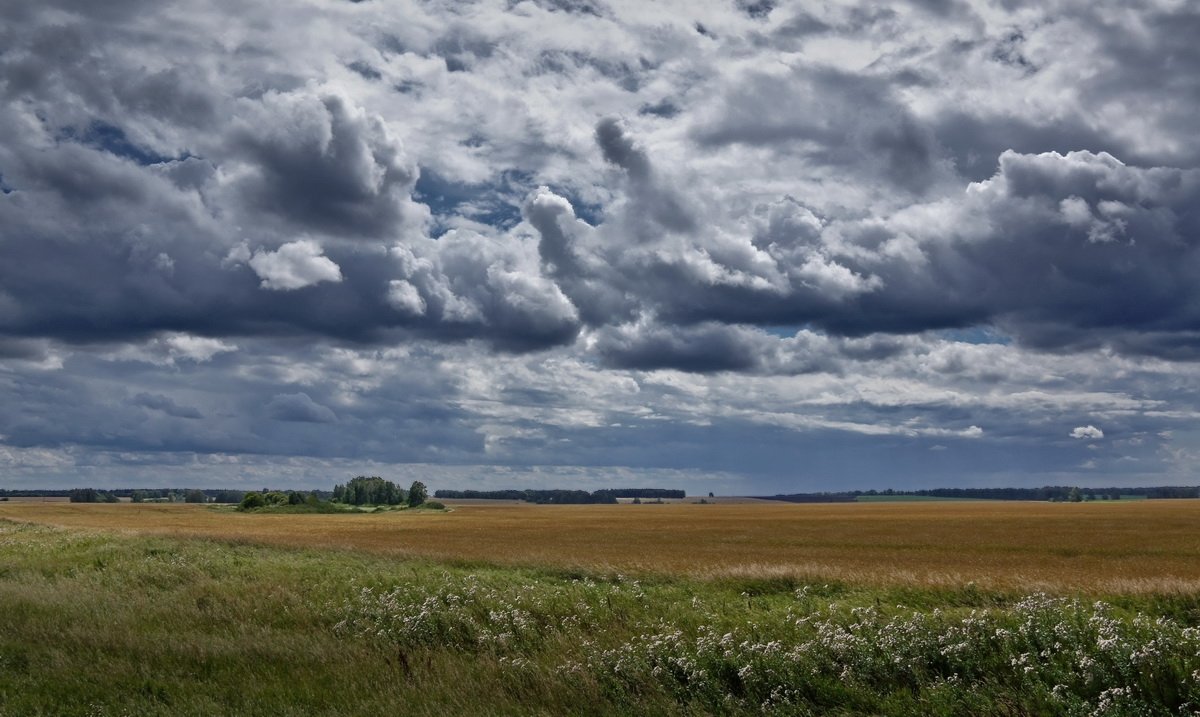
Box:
1 500 1199 715
4 500 1200 593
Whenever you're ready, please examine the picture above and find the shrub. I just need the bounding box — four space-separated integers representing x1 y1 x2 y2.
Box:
238 492 266 511
421 501 445 510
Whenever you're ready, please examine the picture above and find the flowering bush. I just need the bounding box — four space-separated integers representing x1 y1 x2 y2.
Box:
336 575 1200 715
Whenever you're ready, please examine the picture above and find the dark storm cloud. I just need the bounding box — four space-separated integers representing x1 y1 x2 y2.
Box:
528 116 1200 364
228 92 421 239
594 322 767 372
3 0 1200 491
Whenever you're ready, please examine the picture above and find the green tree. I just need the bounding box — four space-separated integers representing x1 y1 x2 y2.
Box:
239 492 266 511
1067 487 1083 503
408 481 428 507
68 488 101 503
184 489 207 504
333 477 406 506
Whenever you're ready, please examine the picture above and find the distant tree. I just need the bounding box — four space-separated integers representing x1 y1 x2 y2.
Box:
69 488 108 503
239 492 266 511
211 490 246 504
632 497 642 504
130 490 147 503
408 481 429 507
184 489 207 504
334 477 406 506
1067 487 1082 503
262 491 289 506
708 492 715 498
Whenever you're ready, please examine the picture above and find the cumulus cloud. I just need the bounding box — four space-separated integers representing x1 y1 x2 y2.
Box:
227 92 422 239
248 241 344 291
1 0 1199 490
1071 425 1105 440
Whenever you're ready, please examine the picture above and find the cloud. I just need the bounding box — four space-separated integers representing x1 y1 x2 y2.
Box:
248 241 344 291
132 392 203 419
105 334 236 365
265 393 337 424
593 321 769 373
227 92 422 239
1071 425 1105 440
0 0 1198 491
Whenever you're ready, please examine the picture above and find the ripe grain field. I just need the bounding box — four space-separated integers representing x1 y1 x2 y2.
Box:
3 499 1199 594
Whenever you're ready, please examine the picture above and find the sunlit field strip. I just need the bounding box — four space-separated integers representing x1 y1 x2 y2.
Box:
3 499 1199 594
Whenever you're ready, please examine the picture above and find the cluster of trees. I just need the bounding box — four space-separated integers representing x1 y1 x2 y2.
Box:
433 488 684 504
68 489 120 503
239 490 324 511
332 477 428 507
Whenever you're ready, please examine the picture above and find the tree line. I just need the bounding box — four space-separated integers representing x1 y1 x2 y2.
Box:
433 488 685 503
760 485 1200 503
59 488 257 504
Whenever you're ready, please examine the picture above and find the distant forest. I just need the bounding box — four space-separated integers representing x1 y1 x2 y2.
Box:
758 486 1200 503
434 488 686 504
6 485 1197 505
0 488 333 504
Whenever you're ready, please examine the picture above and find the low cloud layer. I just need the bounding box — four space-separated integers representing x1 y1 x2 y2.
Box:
1 0 1198 491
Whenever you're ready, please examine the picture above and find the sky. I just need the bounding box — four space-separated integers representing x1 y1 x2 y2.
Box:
1 0 1199 494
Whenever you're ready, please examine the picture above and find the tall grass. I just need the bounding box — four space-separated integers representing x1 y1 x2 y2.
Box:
1 518 1198 715
6 500 1200 593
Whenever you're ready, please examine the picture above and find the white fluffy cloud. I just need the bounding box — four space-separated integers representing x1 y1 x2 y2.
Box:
248 241 343 291
1071 425 1105 440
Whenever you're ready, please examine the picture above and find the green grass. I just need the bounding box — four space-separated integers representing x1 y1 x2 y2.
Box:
1 519 1197 716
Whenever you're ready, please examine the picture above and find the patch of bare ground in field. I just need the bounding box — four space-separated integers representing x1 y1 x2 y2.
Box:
3 499 1198 594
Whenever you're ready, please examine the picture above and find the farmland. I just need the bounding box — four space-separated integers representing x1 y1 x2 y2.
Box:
1 500 1199 715
3 499 1200 593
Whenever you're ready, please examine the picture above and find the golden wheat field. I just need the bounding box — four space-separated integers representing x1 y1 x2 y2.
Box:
2 499 1199 594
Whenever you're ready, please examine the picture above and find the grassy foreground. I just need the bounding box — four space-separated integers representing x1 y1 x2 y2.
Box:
1 518 1199 716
